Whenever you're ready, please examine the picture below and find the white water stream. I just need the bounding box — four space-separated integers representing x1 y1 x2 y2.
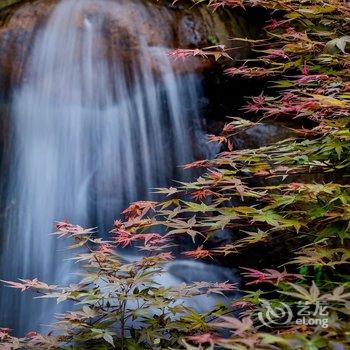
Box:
0 0 237 334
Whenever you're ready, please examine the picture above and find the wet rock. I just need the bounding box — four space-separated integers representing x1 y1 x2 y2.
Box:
234 123 293 149
0 0 58 89
0 0 254 88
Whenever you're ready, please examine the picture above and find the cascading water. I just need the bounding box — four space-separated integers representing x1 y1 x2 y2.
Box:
0 0 205 334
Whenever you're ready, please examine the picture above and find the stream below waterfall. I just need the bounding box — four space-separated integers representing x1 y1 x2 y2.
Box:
0 0 239 334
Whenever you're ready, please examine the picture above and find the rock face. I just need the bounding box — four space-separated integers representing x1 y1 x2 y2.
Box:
0 0 253 89
0 0 256 210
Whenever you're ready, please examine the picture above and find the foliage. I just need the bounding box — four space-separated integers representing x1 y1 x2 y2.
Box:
0 222 237 349
1 0 350 349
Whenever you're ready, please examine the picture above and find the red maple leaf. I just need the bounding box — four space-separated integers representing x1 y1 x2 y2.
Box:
183 160 208 169
141 233 164 245
191 189 214 201
288 182 303 191
122 201 156 220
241 267 302 285
187 333 221 344
183 246 213 259
114 229 139 247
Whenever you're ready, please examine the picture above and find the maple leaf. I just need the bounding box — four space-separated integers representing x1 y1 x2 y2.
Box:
263 49 289 59
113 219 123 228
289 246 348 267
0 328 11 340
323 285 350 302
2 278 57 292
186 333 221 344
208 134 227 144
208 170 224 182
235 230 269 246
285 27 309 41
210 0 245 11
241 267 302 285
240 267 266 285
24 332 59 348
138 252 175 267
0 328 10 334
264 19 291 30
242 101 261 113
231 301 255 310
153 252 175 261
154 186 179 196
191 189 215 201
211 316 254 335
97 243 115 254
169 47 231 61
55 222 76 237
168 48 197 61
165 215 201 242
281 281 321 302
138 234 170 251
55 221 94 237
225 66 272 78
114 229 140 247
122 201 156 220
222 122 236 134
242 93 267 115
182 246 213 259
296 74 330 85
288 182 304 191
26 331 39 338
141 233 164 245
183 160 209 169
195 281 237 295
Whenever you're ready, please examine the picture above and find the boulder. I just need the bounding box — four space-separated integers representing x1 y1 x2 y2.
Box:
0 0 254 88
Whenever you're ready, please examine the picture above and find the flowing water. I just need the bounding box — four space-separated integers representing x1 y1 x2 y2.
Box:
0 0 207 334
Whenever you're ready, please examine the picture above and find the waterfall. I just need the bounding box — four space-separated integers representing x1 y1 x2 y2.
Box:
0 0 203 334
